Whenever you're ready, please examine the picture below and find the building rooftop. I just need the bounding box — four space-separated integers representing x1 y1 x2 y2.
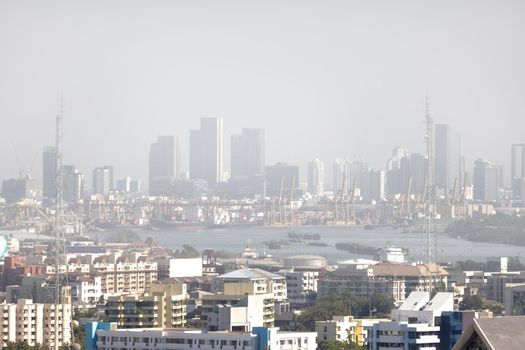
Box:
219 268 283 280
398 292 430 311
372 263 448 277
453 317 525 350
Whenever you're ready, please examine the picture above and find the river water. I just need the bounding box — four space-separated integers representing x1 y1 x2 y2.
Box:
98 226 525 264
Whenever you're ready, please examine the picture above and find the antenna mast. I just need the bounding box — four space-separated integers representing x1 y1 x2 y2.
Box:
424 96 437 292
54 100 65 350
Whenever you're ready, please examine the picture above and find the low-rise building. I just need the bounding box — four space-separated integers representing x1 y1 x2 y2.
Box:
91 324 317 350
504 282 525 315
316 316 387 346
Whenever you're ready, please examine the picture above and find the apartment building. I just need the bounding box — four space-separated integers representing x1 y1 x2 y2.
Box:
106 283 187 328
0 299 72 348
202 282 275 331
283 270 318 306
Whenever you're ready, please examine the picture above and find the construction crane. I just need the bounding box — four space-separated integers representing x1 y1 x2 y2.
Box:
288 176 295 226
278 176 285 225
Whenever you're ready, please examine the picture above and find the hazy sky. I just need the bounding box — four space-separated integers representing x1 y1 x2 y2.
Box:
0 0 524 187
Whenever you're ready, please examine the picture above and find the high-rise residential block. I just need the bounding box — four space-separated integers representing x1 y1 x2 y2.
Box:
307 158 325 195
92 166 113 195
62 165 84 202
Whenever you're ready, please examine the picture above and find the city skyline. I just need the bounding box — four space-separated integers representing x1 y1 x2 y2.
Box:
1 0 524 184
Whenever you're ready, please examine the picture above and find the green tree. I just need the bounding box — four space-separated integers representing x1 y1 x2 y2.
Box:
459 295 484 310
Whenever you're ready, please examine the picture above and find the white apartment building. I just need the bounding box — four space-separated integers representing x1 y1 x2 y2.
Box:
45 253 158 296
70 276 102 304
202 285 275 331
366 292 454 350
0 299 72 348
283 270 318 306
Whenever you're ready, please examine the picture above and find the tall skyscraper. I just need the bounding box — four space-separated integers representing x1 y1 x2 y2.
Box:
231 128 265 179
149 136 178 196
307 159 325 196
409 153 428 196
360 168 385 202
92 166 113 195
42 146 57 200
265 163 300 197
511 144 525 198
473 159 499 201
386 147 409 196
435 124 461 193
62 165 84 203
332 159 350 193
190 117 224 187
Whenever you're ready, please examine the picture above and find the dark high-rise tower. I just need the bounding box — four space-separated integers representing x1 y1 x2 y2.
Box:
190 117 224 186
473 159 499 201
511 144 525 199
42 146 57 201
435 124 461 193
231 128 265 179
149 135 177 196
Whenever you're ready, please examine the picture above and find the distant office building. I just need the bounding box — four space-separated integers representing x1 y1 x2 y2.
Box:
350 161 367 197
511 144 525 199
149 135 178 196
42 146 56 200
362 168 385 202
307 158 324 195
409 153 428 196
386 147 410 196
92 166 113 195
117 176 131 192
473 159 499 201
190 117 224 187
62 165 84 202
511 144 525 181
265 163 300 197
231 128 265 178
117 176 141 193
435 124 462 193
333 159 351 193
1 177 41 203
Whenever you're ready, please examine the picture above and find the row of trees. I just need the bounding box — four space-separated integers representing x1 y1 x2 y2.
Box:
292 292 394 331
446 214 525 246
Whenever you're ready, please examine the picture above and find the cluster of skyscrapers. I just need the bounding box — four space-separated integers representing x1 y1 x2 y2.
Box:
1 118 523 205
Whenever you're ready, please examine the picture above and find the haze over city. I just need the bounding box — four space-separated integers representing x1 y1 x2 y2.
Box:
1 0 524 185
